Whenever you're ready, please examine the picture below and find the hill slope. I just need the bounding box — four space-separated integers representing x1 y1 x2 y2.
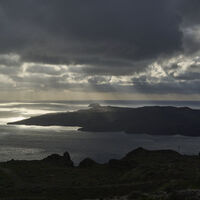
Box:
1 148 200 199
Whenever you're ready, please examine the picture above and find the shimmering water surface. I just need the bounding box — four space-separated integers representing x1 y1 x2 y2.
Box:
0 100 200 164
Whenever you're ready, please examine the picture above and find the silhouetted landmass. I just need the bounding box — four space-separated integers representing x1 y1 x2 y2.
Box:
8 105 200 136
1 148 200 199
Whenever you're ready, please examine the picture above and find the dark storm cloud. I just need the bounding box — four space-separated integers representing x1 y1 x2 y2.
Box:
79 60 152 76
175 72 200 81
180 0 200 26
0 0 200 97
182 26 200 54
178 0 200 55
0 0 183 68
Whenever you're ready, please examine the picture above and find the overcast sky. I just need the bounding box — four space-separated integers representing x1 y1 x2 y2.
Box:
0 0 200 101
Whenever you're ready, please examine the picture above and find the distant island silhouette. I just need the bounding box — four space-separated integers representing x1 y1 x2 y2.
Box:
8 104 200 136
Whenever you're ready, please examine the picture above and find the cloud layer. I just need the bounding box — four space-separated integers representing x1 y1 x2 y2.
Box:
0 0 199 100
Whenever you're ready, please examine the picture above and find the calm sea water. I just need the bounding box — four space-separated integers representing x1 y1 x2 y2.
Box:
0 100 200 164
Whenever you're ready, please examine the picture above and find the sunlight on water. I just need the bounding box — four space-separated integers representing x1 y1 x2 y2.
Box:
0 117 26 125
12 124 81 131
0 146 46 161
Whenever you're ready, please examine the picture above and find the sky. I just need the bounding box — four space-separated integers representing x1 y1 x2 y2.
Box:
0 0 200 101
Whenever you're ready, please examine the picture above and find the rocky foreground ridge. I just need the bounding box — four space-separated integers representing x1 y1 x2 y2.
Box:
1 148 200 199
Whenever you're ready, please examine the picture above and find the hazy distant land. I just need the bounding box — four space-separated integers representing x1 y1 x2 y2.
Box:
8 104 200 136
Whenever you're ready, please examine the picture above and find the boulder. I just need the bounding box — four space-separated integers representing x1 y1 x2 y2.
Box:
43 152 74 167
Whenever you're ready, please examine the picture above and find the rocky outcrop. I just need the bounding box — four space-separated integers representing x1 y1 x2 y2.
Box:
2 148 200 199
42 151 74 167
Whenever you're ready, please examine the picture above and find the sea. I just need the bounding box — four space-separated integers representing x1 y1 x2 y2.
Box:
0 100 200 165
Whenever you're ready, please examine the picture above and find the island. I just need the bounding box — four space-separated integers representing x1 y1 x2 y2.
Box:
1 148 200 199
8 104 200 136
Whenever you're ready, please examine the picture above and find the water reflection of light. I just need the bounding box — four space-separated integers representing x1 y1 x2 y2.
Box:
0 146 46 162
0 102 86 125
0 107 66 124
0 117 26 125
13 108 57 116
0 102 45 106
8 124 81 131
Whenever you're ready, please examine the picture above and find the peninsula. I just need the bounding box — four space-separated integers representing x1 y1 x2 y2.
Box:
8 104 200 136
